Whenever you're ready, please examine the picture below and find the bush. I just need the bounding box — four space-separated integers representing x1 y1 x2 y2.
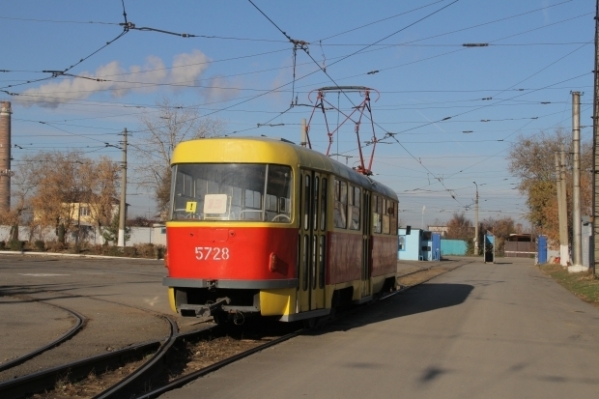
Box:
34 240 45 251
10 240 24 251
134 243 155 258
100 245 122 257
123 247 137 257
155 245 166 260
0 241 5 250
46 241 66 252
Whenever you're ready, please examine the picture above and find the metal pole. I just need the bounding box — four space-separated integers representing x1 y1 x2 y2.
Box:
592 0 599 277
117 128 128 247
570 92 585 272
473 181 479 256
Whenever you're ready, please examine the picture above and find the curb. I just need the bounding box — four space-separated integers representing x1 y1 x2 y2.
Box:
0 250 162 261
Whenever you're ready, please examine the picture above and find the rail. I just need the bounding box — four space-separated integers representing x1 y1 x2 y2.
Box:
0 299 86 373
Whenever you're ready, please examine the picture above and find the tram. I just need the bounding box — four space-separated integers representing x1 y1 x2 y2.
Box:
163 137 399 325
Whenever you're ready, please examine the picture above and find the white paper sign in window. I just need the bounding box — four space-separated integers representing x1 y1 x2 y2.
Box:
204 194 228 214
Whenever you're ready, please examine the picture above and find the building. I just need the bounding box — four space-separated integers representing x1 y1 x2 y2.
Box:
398 228 441 261
427 225 449 237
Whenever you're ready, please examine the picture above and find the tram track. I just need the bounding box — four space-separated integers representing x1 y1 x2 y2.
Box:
0 320 297 399
395 260 469 289
0 315 180 399
0 261 467 399
0 296 87 373
97 263 466 399
0 291 178 391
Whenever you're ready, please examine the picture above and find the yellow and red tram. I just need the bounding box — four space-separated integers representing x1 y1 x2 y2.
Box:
163 137 399 324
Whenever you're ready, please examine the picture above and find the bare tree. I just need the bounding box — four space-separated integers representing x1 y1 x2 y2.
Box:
14 151 119 245
445 211 473 240
2 152 45 241
134 97 226 218
85 156 120 229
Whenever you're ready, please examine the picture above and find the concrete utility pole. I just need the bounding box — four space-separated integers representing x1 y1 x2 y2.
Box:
570 92 585 272
592 0 599 277
0 101 12 213
560 148 570 265
555 152 569 267
117 128 128 247
473 181 479 256
300 118 307 147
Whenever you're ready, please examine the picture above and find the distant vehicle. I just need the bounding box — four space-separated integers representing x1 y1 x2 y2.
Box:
162 137 399 326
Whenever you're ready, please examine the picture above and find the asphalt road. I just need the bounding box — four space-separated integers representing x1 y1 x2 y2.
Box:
0 254 205 380
160 257 599 399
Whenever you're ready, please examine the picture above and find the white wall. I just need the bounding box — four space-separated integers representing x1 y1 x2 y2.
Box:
0 224 167 247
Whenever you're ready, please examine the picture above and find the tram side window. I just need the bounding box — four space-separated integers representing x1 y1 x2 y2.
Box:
382 198 390 234
390 201 398 235
373 195 382 234
333 179 347 229
320 178 327 231
349 186 360 230
313 177 319 230
303 175 310 230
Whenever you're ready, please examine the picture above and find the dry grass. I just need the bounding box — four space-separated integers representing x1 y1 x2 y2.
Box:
28 336 263 399
175 336 262 378
538 263 599 308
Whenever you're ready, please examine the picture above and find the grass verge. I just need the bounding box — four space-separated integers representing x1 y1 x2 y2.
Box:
538 263 599 308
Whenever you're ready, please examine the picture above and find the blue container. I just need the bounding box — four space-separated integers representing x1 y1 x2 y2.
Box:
537 235 547 264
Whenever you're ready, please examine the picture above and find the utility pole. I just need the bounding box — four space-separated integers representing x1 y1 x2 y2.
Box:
570 92 585 272
560 148 570 265
0 101 12 214
592 0 599 277
117 128 128 247
555 152 569 267
300 118 307 147
473 181 479 256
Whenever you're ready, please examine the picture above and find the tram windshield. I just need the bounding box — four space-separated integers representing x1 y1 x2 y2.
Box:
170 163 292 222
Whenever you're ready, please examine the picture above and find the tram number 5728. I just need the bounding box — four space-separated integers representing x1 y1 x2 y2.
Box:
194 247 230 261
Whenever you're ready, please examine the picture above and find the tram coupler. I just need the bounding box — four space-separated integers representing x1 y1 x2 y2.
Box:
178 297 231 320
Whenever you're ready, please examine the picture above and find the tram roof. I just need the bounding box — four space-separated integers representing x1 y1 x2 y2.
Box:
172 137 397 200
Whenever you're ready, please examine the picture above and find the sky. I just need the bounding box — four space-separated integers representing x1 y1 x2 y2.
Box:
0 0 595 228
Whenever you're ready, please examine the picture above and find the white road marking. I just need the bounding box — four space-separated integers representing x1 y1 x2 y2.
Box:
144 296 160 306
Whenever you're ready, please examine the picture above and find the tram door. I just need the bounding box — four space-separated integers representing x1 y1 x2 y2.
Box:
298 170 326 312
361 190 372 298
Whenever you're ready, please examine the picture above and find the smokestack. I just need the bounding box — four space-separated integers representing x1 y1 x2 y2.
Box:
0 101 12 213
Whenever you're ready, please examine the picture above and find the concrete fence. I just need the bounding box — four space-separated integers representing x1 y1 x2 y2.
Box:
440 239 468 256
0 224 167 247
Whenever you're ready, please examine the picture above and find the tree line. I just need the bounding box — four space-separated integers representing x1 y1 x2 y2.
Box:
441 127 592 254
0 98 225 246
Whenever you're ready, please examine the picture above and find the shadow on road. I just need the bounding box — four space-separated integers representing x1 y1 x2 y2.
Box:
311 283 474 334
